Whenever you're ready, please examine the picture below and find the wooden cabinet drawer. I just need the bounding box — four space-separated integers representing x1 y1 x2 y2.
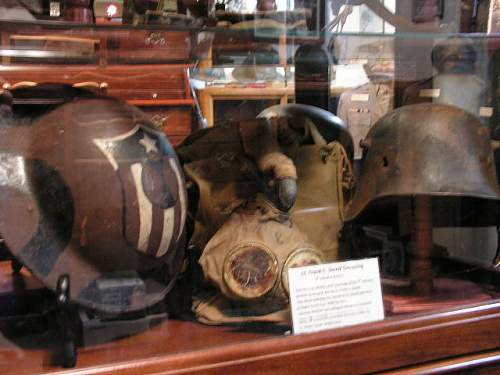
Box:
2 28 191 64
4 30 104 65
140 106 192 146
109 30 191 63
105 70 189 101
0 67 193 145
0 66 192 102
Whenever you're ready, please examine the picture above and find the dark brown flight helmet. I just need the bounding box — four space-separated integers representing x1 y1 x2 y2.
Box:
0 98 187 313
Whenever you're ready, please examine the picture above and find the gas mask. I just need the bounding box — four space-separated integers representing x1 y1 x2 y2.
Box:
198 196 323 318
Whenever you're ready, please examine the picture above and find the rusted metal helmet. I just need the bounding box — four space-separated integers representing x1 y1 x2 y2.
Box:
0 98 187 313
345 103 500 226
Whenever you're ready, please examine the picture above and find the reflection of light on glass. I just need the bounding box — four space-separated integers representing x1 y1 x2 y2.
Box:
50 1 61 17
0 156 28 192
333 64 368 88
0 49 73 59
106 4 118 18
333 0 395 34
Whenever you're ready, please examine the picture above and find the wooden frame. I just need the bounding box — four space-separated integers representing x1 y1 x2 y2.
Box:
4 300 499 374
197 85 291 126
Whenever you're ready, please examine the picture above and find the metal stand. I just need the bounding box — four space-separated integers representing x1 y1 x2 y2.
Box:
56 275 77 368
53 275 169 368
0 262 169 368
493 225 500 268
410 196 434 296
384 196 491 314
11 258 23 274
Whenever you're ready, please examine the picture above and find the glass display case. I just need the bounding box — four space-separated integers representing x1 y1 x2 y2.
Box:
0 1 499 374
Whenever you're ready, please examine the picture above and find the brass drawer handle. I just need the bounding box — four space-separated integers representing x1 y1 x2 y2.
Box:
10 34 100 46
150 114 169 129
145 32 167 46
73 82 108 95
73 81 100 89
10 81 38 89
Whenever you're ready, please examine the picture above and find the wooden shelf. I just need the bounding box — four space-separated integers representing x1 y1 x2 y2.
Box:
77 302 500 374
1 262 498 374
1 270 499 375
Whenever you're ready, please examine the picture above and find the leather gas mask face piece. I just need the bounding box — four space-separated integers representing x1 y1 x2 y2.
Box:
345 103 500 226
199 198 323 313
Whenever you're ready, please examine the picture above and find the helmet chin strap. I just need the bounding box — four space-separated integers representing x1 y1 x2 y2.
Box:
304 118 327 146
494 225 500 268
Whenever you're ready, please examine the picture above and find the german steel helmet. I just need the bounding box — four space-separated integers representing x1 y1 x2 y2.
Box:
345 103 500 226
0 98 187 313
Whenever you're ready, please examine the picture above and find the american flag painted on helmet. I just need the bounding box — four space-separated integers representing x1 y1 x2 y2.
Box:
93 125 186 258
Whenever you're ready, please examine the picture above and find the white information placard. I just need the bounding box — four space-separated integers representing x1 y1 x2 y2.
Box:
419 88 440 98
289 258 384 334
352 94 370 102
479 106 494 118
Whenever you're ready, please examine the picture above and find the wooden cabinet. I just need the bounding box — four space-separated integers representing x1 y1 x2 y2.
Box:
0 27 195 147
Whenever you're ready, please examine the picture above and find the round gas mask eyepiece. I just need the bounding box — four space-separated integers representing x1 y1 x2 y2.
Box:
223 242 278 301
281 247 324 295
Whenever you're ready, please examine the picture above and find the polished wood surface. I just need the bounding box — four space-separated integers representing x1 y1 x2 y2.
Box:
0 319 279 375
0 284 498 374
1 261 499 374
380 349 500 374
384 278 492 314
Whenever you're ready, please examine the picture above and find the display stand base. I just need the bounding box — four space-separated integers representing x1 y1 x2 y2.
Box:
383 278 492 315
79 309 168 346
0 262 169 368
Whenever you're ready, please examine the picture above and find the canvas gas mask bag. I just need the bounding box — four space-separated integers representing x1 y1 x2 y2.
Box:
288 119 354 263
